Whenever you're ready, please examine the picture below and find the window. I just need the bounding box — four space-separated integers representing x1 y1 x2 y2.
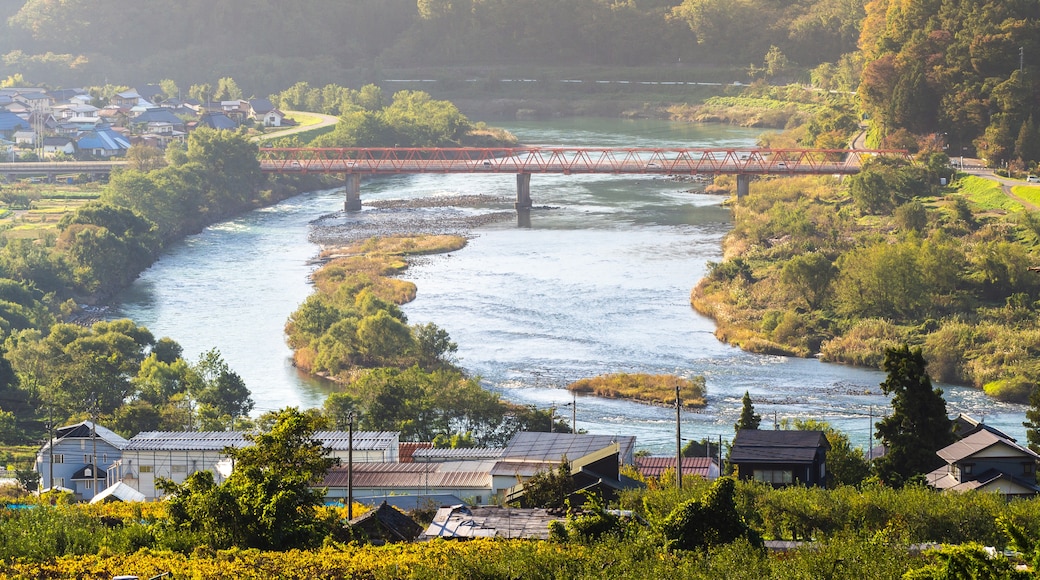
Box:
139 465 153 473
171 465 187 473
52 454 63 464
1024 463 1036 476
752 469 793 485
84 454 91 464
84 480 92 490
962 463 974 476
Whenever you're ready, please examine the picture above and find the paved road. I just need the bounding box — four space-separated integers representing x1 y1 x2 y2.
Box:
252 111 339 143
962 160 1039 211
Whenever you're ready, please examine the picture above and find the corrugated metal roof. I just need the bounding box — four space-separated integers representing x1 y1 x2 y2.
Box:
47 421 129 450
322 462 491 489
489 460 555 478
124 430 397 452
412 447 504 461
422 506 563 540
502 432 636 464
636 456 716 477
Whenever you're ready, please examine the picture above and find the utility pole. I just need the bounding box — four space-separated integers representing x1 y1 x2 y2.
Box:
90 402 98 499
868 406 873 461
571 390 576 433
675 385 682 490
549 403 556 433
47 403 53 490
347 412 354 520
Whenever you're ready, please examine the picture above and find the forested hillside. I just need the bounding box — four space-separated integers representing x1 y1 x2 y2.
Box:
1 0 860 95
858 0 1040 165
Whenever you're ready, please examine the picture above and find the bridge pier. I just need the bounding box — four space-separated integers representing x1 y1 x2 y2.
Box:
515 173 532 210
736 174 751 198
344 173 362 211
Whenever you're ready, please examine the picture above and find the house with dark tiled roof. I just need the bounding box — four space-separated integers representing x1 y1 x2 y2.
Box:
730 429 830 487
198 111 238 130
926 427 1040 497
249 98 284 126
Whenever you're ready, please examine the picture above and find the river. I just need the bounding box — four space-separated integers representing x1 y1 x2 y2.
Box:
110 118 1028 453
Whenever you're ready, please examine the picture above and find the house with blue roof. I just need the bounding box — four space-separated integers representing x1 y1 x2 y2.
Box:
0 108 30 139
76 125 131 157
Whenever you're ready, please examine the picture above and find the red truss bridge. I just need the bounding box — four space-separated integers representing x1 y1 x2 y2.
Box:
256 147 910 211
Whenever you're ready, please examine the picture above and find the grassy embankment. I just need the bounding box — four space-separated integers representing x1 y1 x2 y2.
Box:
692 169 1040 401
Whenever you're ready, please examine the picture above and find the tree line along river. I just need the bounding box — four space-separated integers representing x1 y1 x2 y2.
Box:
110 118 1028 453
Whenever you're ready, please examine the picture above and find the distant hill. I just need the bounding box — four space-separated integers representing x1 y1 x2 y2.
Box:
1 0 858 95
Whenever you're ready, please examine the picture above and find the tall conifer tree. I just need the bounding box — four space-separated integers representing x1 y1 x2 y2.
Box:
873 345 954 487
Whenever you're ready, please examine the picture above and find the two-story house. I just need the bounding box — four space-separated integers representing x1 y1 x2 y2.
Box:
926 426 1040 497
36 421 129 500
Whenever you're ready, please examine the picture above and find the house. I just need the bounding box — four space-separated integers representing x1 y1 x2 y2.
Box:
249 99 284 127
75 126 131 157
635 456 720 481
110 429 399 500
926 427 1040 497
0 109 30 139
12 130 35 146
198 112 238 130
12 91 53 112
42 136 75 157
410 447 505 463
112 90 152 109
421 505 565 540
729 429 830 487
35 421 129 501
346 501 424 545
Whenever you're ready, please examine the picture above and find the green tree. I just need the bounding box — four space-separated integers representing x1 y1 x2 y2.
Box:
661 477 762 551
735 391 761 431
514 460 572 509
780 252 837 309
791 419 869 487
161 407 337 550
873 345 954 487
1023 385 1040 453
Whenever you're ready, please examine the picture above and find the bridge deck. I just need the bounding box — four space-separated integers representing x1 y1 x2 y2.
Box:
258 147 907 176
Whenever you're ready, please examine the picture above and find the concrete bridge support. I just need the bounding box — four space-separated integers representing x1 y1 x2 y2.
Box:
515 173 532 210
736 174 751 198
344 173 362 211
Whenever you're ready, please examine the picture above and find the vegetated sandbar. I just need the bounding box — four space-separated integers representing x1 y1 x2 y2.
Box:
567 373 707 409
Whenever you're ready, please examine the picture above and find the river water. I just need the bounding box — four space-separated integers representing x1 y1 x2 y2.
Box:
110 118 1028 453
